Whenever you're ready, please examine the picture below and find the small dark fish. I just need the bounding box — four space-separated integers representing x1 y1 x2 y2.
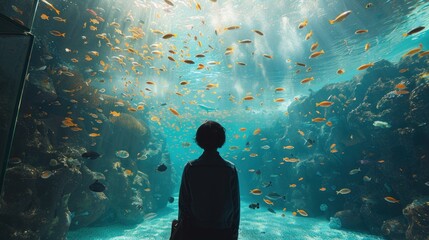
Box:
267 208 276 214
249 203 259 209
157 163 167 172
365 3 373 8
168 197 174 203
403 26 425 37
82 151 101 160
305 138 315 146
255 169 261 175
89 180 106 192
160 103 167 106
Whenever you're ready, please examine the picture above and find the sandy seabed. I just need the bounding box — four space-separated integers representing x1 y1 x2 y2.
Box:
68 200 384 240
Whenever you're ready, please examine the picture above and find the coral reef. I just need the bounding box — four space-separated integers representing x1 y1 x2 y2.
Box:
0 54 175 239
239 55 429 239
403 197 429 240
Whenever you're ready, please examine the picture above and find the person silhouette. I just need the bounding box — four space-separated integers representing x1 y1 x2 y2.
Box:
177 120 240 240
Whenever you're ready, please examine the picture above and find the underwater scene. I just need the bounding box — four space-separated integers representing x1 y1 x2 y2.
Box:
1 0 429 239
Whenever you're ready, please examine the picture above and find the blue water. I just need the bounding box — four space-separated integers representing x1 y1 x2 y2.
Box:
2 0 428 239
68 199 383 240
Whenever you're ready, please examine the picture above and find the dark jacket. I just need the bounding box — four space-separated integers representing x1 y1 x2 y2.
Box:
178 150 240 240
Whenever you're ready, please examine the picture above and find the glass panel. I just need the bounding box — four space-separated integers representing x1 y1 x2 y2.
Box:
1 0 429 239
0 34 32 186
0 0 38 29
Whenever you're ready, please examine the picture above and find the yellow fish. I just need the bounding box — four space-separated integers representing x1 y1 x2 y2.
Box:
309 50 325 59
357 62 374 70
49 30 65 37
298 19 308 29
329 10 352 24
41 0 60 15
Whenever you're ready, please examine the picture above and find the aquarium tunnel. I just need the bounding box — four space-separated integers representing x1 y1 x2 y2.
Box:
1 0 429 239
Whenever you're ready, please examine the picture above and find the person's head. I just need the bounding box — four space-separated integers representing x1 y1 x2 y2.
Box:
195 121 226 150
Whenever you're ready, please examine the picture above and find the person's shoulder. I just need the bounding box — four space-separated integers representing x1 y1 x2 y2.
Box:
185 159 201 168
222 159 236 169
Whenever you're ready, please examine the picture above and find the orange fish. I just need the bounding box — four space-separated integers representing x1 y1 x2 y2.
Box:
402 44 423 58
89 133 100 137
162 33 177 39
243 96 254 101
197 64 205 69
355 29 368 34
310 42 319 51
395 83 406 89
284 145 295 150
289 184 297 188
41 14 49 20
49 30 65 37
41 170 53 179
309 50 324 59
110 111 120 117
357 62 374 70
312 117 326 122
169 107 180 116
384 196 399 203
337 69 345 74
263 198 274 205
305 30 313 40
329 10 352 24
326 121 333 127
41 0 60 15
274 98 285 102
297 209 308 216
301 77 314 84
316 101 334 107
283 157 300 163
298 19 308 29
298 130 305 136
250 189 262 195
365 42 370 51
275 87 285 92
253 128 261 135
124 169 133 176
319 187 326 191
239 128 246 131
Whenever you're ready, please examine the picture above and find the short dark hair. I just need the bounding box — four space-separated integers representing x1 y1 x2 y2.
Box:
195 121 226 150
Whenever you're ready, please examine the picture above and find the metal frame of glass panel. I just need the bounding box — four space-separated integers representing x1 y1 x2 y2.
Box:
0 11 35 194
